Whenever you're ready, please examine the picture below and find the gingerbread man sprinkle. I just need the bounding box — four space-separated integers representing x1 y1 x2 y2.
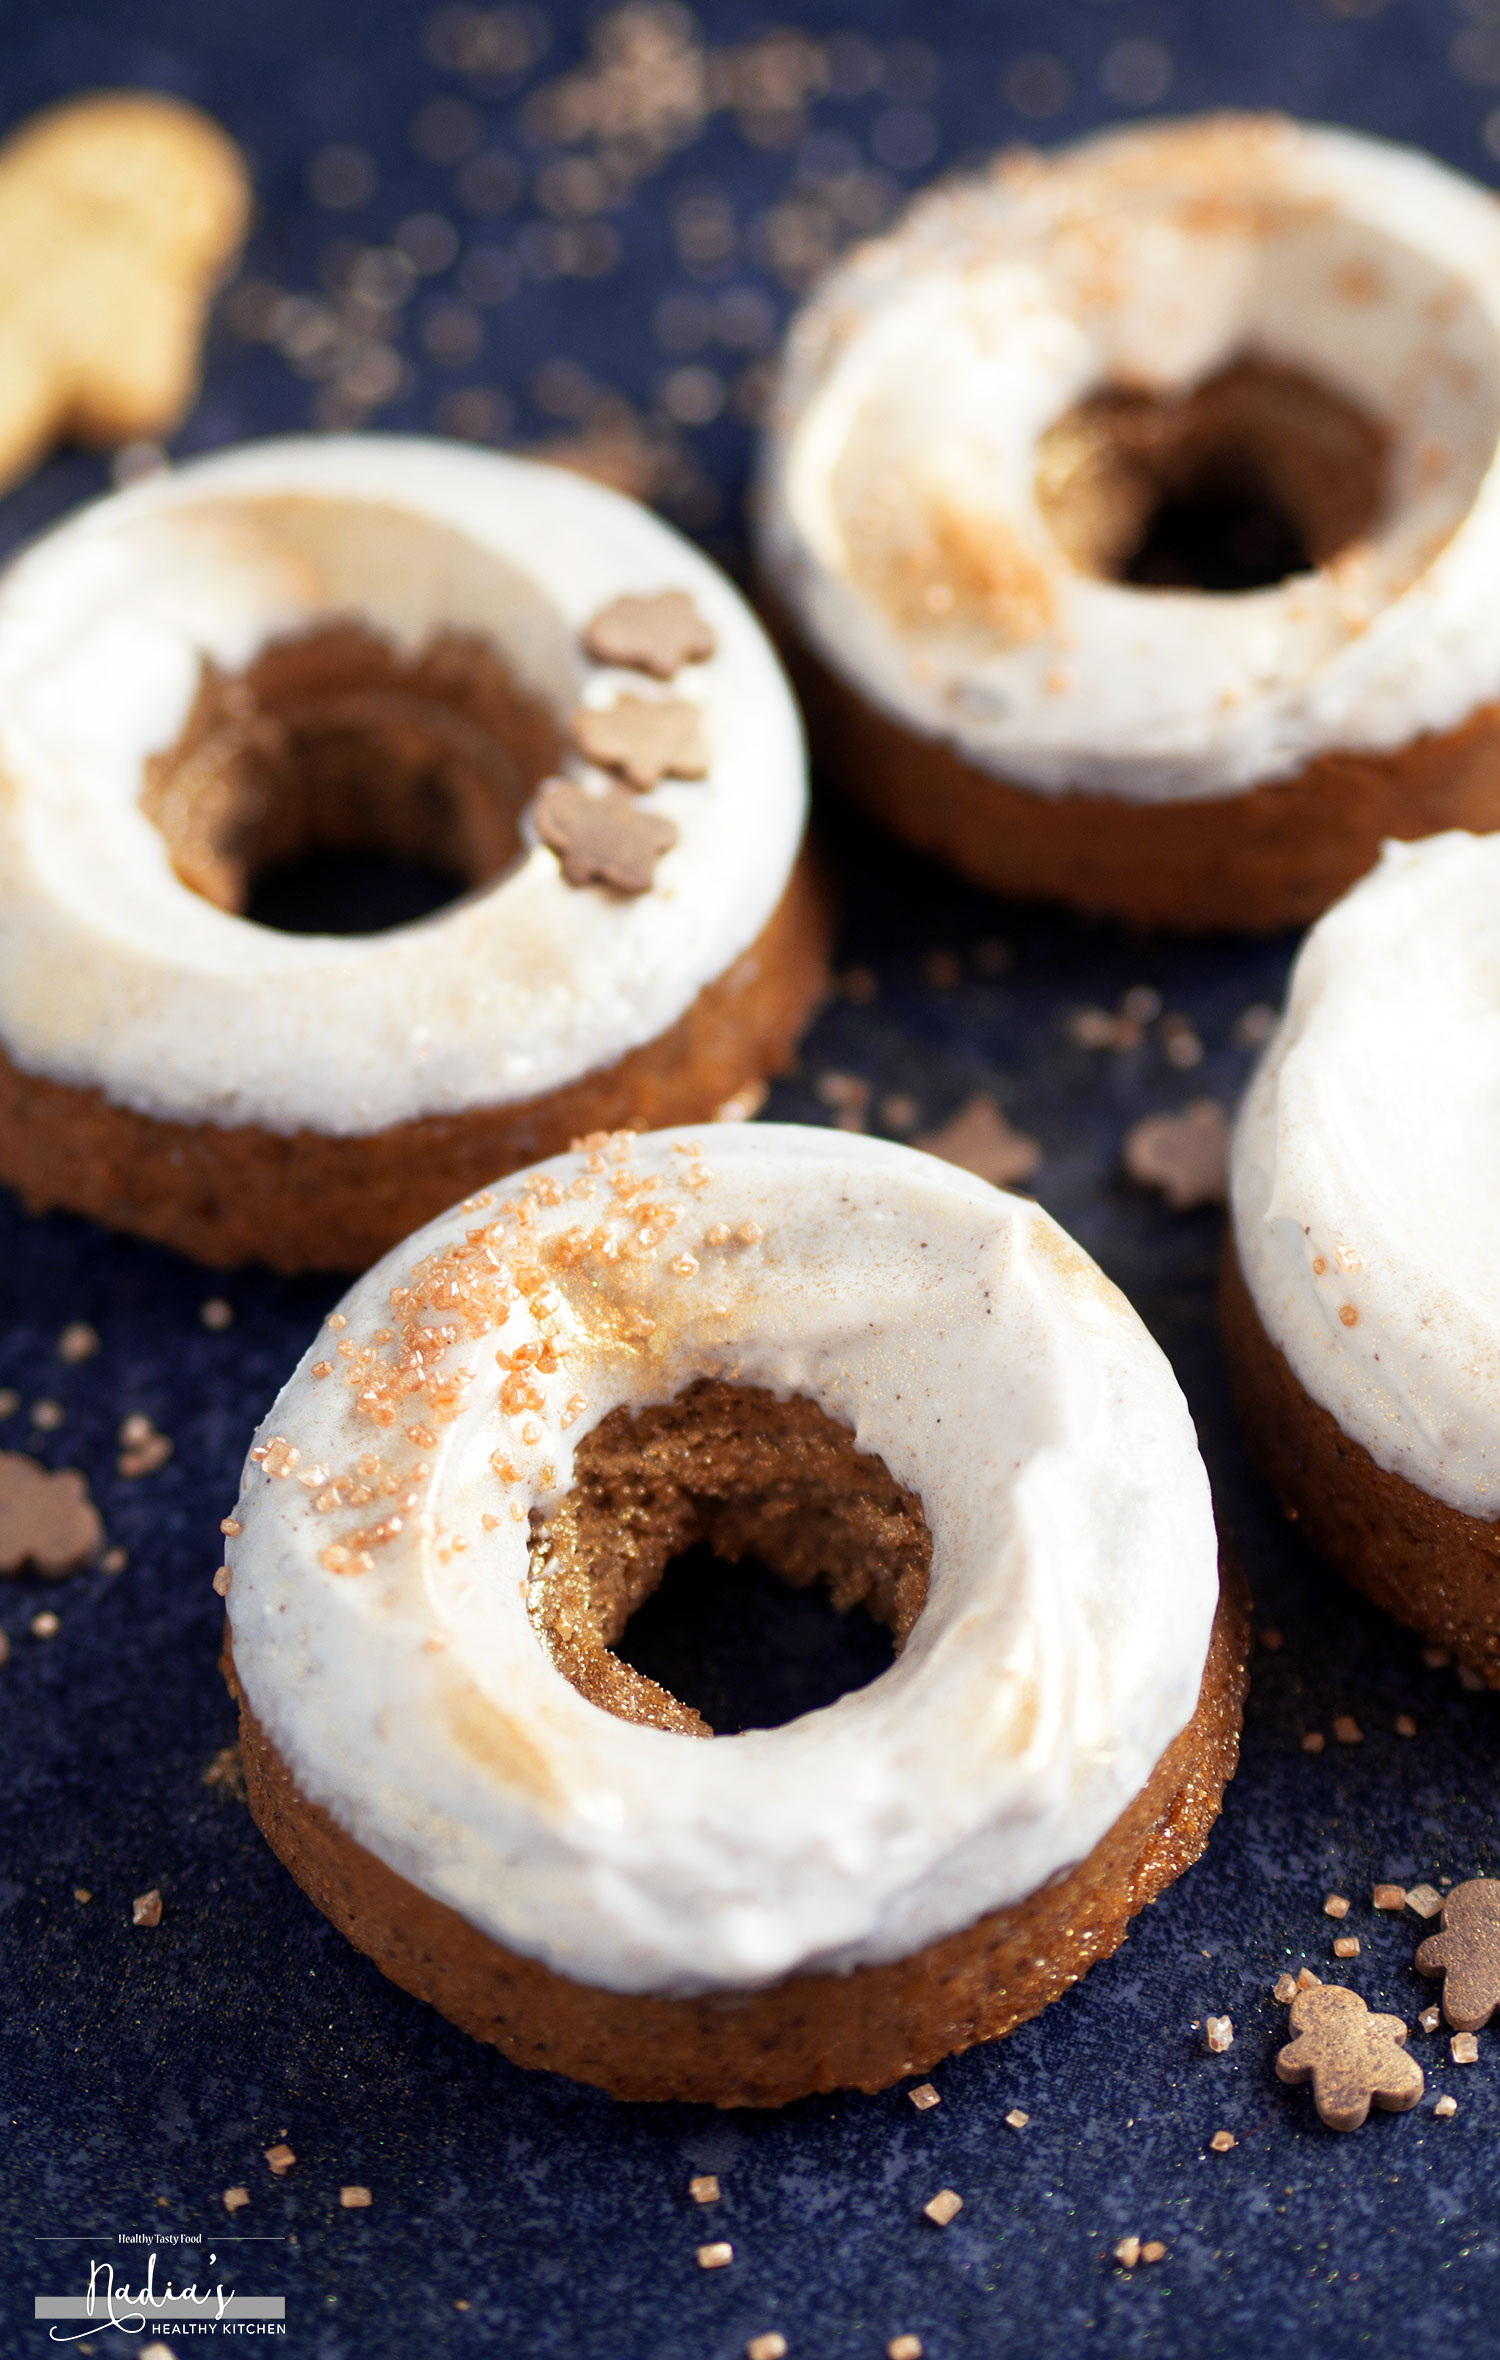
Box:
0 1451 103 1576
533 780 678 895
1275 1982 1424 2131
583 591 717 678
570 694 709 791
1415 1878 1500 2030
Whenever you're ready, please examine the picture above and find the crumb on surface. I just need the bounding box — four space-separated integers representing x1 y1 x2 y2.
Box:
923 2189 962 2227
1374 1884 1407 1911
1407 1884 1443 1921
1005 2108 1030 2130
908 2082 940 2111
339 2185 372 2209
1205 2015 1233 2053
1333 1715 1363 1745
696 2240 733 2270
1435 2093 1458 2117
222 2188 249 2213
264 2144 295 2175
1302 1731 1325 1753
1451 2032 1480 2065
689 2174 720 2204
1209 2131 1236 2153
132 1888 162 1927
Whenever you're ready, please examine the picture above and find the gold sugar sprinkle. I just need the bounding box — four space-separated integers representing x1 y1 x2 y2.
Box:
908 2083 940 2111
99 1546 126 1575
1407 1884 1443 1920
212 1566 231 1597
220 1517 241 1537
1333 1715 1364 1744
1395 1713 1417 1737
747 2337 788 2360
132 1888 162 1927
689 2174 720 2204
1324 1894 1350 1919
1297 1968 1322 1990
1373 1884 1406 1911
1333 1936 1360 1959
1302 1731 1325 1753
222 2188 250 2213
1435 2094 1458 2117
922 2189 962 2227
264 2144 295 2176
30 1400 63 1431
58 1323 99 1363
0 1390 16 1418
74 1887 90 1903
1209 2131 1237 2153
1420 2006 1442 2033
1274 1974 1299 2004
311 1360 333 1380
327 1313 348 1331
200 1299 234 1331
1005 2108 1029 2130
1114 2237 1142 2271
888 2340 924 2360
697 2241 733 2270
1452 2032 1480 2065
339 2186 372 2209
31 1610 60 1639
1142 2242 1167 2266
1205 2015 1233 2052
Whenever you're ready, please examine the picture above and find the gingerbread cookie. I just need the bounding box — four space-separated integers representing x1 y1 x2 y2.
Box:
1416 1880 1500 2031
0 92 248 488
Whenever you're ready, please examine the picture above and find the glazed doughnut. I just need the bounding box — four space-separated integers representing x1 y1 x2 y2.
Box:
0 436 826 1271
758 114 1500 931
222 1124 1245 2106
1226 830 1500 1679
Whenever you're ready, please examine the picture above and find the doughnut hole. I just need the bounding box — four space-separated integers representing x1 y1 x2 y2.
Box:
527 1380 932 1737
141 621 564 934
1035 356 1388 592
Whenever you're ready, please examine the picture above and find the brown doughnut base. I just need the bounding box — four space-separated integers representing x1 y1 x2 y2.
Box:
776 618 1500 934
230 1580 1246 2109
0 855 830 1275
1221 1242 1500 1682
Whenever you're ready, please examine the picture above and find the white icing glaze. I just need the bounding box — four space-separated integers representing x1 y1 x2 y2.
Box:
1233 830 1500 1519
0 436 806 1135
758 115 1500 804
225 1125 1219 1998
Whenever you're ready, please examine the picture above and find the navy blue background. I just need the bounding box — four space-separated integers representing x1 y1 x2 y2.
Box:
6 2 1500 2353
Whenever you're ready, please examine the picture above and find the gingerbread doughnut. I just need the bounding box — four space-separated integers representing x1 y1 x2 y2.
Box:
0 436 826 1271
758 114 1500 931
1226 829 1500 1679
222 1124 1244 2106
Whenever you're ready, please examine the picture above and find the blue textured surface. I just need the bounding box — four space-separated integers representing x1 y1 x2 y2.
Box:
6 2 1500 2353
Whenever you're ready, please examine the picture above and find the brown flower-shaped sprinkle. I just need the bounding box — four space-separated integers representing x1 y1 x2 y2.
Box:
570 694 709 790
915 1092 1042 1189
0 1451 102 1575
583 590 716 678
1123 1100 1230 1211
534 779 677 894
1416 1878 1500 2030
1275 1982 1424 2131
